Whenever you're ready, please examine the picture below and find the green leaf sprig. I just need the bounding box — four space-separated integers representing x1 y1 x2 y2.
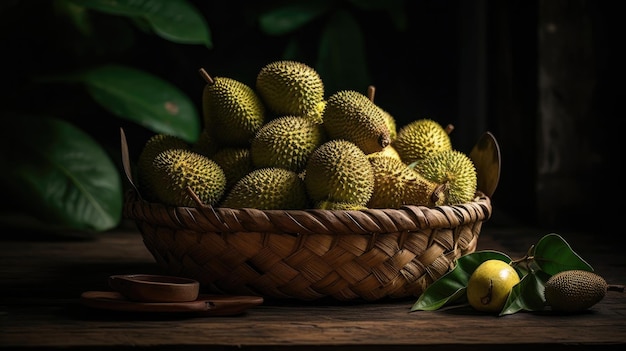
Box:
410 233 593 316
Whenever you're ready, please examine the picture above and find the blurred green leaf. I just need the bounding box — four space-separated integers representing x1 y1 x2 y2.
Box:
259 0 333 35
317 9 372 93
0 116 122 232
533 233 593 275
78 64 201 143
500 270 550 316
71 0 212 47
410 250 511 311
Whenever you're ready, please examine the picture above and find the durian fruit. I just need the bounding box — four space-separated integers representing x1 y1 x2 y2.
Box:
199 68 265 147
367 156 443 208
220 167 309 210
410 149 477 205
211 147 254 191
251 115 326 173
148 148 226 207
544 270 608 312
304 139 374 207
255 60 326 123
393 118 452 164
136 134 189 201
322 90 391 154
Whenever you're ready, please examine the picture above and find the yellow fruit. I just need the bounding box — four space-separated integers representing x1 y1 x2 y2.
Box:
410 149 477 205
256 60 325 123
467 259 520 313
544 270 607 312
149 148 226 207
322 90 391 154
251 115 326 172
220 167 308 210
200 68 265 147
304 139 374 206
393 118 452 164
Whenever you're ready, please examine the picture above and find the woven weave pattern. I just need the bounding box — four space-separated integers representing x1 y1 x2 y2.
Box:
124 189 491 301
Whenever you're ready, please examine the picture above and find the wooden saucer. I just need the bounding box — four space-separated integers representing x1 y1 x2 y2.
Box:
80 291 263 316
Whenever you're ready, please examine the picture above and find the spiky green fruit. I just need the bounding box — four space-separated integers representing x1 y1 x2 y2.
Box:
251 115 326 173
367 156 442 208
322 90 391 154
211 147 254 191
304 139 374 206
220 167 308 210
256 60 325 123
137 134 189 201
149 149 226 207
410 149 477 205
393 118 452 164
200 69 265 146
544 270 608 312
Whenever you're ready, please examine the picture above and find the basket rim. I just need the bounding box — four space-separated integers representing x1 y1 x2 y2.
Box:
123 189 492 236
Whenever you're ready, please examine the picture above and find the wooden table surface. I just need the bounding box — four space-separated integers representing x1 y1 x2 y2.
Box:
1 218 625 350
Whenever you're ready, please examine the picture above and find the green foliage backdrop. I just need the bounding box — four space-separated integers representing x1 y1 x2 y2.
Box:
0 0 460 234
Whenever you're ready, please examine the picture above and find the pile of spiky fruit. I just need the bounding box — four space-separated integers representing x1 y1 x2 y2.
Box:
136 60 478 210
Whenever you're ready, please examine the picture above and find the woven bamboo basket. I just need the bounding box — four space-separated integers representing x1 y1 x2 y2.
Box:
123 188 492 302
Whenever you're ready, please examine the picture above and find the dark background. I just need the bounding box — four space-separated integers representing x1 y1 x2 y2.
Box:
1 0 621 233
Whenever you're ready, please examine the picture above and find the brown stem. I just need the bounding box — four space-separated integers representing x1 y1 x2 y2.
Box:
608 284 625 292
445 124 455 134
198 68 214 85
367 85 376 102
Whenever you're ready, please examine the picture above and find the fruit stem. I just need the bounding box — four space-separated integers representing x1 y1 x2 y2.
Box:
198 68 214 85
445 124 454 135
608 284 625 292
367 85 376 102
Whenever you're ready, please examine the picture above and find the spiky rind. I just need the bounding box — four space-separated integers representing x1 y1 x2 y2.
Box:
544 270 608 312
220 167 309 210
411 149 477 205
150 149 226 207
256 60 325 123
137 134 189 201
322 90 391 154
394 118 452 164
251 115 326 172
203 76 265 146
304 139 374 206
367 156 439 208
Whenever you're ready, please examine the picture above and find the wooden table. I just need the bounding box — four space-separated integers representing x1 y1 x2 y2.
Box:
1 219 625 350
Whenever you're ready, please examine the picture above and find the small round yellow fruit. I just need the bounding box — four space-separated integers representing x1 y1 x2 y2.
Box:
467 259 520 313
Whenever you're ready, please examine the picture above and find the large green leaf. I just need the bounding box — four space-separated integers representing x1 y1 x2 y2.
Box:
71 0 212 47
79 64 200 142
259 0 333 35
316 10 372 94
0 116 122 232
532 233 593 275
410 250 511 311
